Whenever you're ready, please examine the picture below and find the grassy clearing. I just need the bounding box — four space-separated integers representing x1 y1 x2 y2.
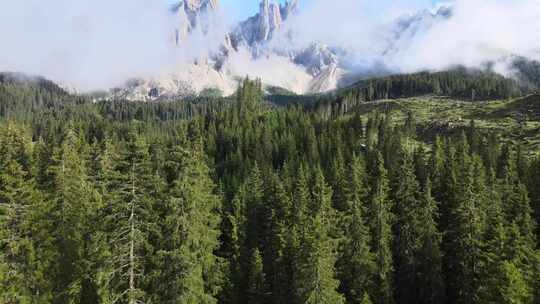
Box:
353 94 540 155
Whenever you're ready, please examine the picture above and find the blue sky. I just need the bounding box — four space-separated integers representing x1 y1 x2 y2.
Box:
221 0 287 20
220 0 442 22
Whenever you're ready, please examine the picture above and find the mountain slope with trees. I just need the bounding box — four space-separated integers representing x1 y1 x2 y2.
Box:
1 77 540 304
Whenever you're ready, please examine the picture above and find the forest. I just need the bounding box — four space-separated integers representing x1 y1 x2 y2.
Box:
1 76 540 304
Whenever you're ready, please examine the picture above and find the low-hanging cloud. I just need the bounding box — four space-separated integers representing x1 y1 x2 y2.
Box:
2 0 540 92
393 0 540 74
0 0 179 91
277 0 540 76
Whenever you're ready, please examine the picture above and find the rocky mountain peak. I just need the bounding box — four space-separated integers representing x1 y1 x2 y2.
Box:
234 0 298 47
174 0 219 44
184 0 218 11
280 0 299 20
257 0 283 42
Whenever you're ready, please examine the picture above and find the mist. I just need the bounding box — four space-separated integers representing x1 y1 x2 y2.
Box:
277 0 540 76
0 0 178 91
2 0 540 93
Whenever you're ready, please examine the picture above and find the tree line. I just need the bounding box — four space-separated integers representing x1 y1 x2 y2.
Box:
338 69 524 104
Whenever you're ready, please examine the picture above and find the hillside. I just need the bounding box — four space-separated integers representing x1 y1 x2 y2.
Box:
2 76 540 303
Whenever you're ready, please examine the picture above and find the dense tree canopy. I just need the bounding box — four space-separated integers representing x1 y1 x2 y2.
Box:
0 77 539 304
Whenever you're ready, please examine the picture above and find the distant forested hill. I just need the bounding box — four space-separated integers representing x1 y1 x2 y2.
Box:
341 69 525 102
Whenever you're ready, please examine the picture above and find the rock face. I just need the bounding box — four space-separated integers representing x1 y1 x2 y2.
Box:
116 0 308 101
280 0 299 20
112 0 455 101
174 0 219 44
231 0 289 48
110 63 235 101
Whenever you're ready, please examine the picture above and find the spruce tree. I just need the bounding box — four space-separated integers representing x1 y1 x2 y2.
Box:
392 150 421 304
246 247 267 304
100 132 161 304
445 154 487 304
294 167 344 304
338 155 375 303
261 172 294 304
416 179 444 304
367 152 394 304
152 140 223 303
360 293 374 304
227 165 266 304
48 129 102 303
0 125 44 302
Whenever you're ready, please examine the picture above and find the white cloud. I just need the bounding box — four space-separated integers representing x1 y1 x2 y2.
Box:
1 0 540 92
390 0 540 73
275 0 540 76
0 0 177 91
226 48 312 94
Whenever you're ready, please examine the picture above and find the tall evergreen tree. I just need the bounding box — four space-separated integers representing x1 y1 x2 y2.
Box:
416 179 444 304
446 154 487 304
152 140 223 303
367 152 394 304
246 247 267 304
338 155 375 303
294 167 344 304
0 125 44 303
392 150 421 304
100 132 161 304
227 165 266 304
48 129 102 304
261 172 294 304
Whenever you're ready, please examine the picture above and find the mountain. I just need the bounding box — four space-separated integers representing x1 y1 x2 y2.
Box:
109 0 346 101
172 0 220 44
0 72 68 96
108 1 537 102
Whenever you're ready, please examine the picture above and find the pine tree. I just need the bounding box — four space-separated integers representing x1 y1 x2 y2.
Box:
100 132 161 304
360 293 374 304
152 140 223 303
478 171 514 303
498 261 530 304
294 167 344 304
261 172 294 304
414 145 428 188
445 155 487 304
0 125 44 302
227 165 265 304
246 247 267 304
498 150 538 299
330 149 348 211
47 129 102 303
367 152 394 304
392 150 421 304
416 179 444 304
338 155 375 303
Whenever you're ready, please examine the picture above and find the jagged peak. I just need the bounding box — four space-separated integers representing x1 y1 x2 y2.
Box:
183 0 219 11
280 0 299 20
174 0 219 45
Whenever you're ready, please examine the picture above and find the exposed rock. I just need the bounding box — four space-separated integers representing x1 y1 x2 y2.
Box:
110 62 235 102
174 0 219 44
232 0 292 48
383 4 453 57
280 0 299 20
114 0 457 101
294 43 339 76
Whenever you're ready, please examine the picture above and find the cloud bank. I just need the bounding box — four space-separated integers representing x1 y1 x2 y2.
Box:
0 0 177 91
1 0 540 92
280 0 540 76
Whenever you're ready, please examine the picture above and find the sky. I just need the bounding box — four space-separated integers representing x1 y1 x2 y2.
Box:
220 0 440 22
2 0 539 92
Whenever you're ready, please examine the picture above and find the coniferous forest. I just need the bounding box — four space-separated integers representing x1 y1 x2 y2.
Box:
1 76 540 304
